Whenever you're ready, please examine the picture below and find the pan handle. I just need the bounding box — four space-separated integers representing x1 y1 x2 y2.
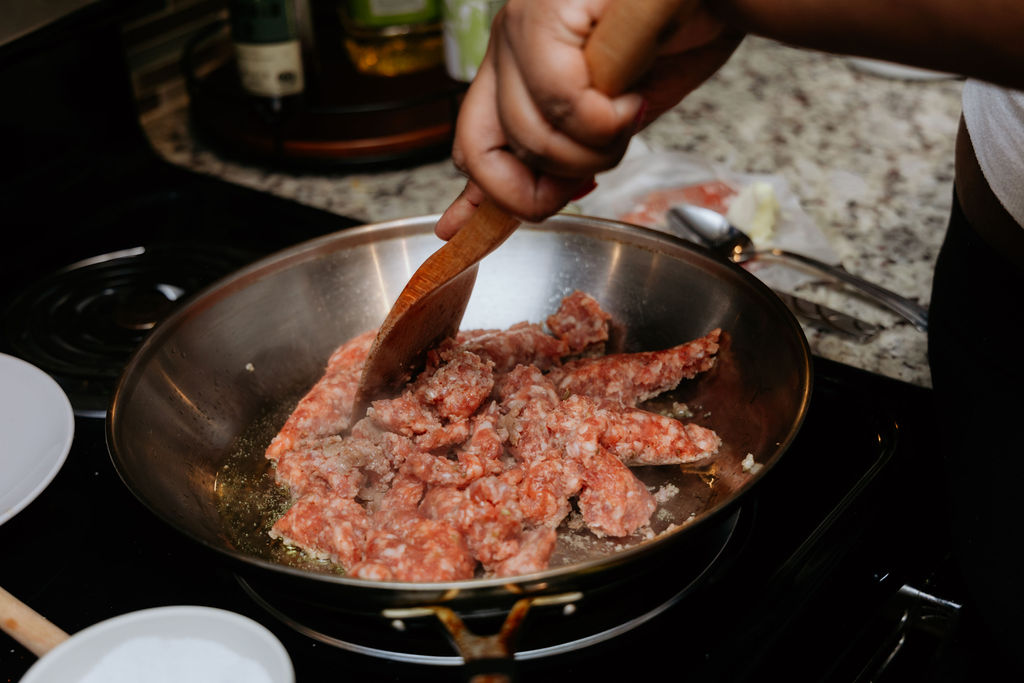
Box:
383 592 583 681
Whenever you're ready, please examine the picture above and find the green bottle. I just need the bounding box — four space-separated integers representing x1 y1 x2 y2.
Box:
229 0 306 98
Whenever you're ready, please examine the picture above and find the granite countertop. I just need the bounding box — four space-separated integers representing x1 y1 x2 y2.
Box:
143 37 965 389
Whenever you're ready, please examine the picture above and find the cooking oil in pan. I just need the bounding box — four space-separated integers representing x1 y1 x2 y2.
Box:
214 400 345 576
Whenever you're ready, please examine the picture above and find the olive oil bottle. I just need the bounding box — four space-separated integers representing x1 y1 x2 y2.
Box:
339 0 444 76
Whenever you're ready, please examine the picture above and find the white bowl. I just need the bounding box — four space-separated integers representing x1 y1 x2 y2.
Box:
21 606 294 683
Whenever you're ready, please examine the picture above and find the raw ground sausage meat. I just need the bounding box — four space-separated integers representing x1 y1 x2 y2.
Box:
267 291 722 581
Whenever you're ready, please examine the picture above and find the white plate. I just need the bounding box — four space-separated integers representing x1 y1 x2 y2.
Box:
0 353 74 526
21 606 294 683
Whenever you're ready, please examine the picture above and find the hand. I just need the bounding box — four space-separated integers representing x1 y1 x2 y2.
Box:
436 0 743 240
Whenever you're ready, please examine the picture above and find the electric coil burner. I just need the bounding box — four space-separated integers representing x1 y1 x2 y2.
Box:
3 245 266 416
0 2 989 681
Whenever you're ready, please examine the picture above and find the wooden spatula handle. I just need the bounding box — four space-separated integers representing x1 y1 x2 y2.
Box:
0 585 70 657
586 0 699 95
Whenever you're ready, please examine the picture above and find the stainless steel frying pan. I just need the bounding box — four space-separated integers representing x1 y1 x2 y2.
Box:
106 213 811 637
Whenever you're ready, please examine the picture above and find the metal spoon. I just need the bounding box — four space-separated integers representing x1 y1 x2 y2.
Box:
656 211 882 341
667 204 929 331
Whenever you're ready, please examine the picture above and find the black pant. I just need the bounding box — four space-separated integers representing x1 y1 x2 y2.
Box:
928 189 1024 676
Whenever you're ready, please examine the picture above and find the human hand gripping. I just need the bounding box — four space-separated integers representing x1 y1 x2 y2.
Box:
436 0 743 240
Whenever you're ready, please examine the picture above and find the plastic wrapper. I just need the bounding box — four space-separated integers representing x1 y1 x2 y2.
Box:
574 146 839 292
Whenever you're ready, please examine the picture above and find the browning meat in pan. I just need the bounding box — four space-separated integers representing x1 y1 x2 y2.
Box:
266 291 722 581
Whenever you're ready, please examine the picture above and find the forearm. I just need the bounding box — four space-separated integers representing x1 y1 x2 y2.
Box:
713 0 1024 88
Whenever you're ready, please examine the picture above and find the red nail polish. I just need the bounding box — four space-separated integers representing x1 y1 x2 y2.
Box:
632 99 649 133
571 179 598 200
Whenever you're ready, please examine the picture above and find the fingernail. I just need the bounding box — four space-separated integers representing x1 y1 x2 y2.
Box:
632 99 649 133
571 179 598 200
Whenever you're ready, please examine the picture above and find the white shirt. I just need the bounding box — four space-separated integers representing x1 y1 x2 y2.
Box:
961 80 1024 228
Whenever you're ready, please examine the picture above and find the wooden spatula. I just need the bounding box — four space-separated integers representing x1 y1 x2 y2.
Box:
354 0 695 414
354 199 518 415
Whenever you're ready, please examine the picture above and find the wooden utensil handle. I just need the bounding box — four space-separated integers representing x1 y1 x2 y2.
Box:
586 0 699 96
0 585 70 657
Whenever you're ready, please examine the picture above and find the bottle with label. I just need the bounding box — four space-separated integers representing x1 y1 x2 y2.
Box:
339 0 444 76
228 0 306 106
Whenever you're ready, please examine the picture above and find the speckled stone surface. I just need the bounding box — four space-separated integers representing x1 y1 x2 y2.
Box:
143 37 965 388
